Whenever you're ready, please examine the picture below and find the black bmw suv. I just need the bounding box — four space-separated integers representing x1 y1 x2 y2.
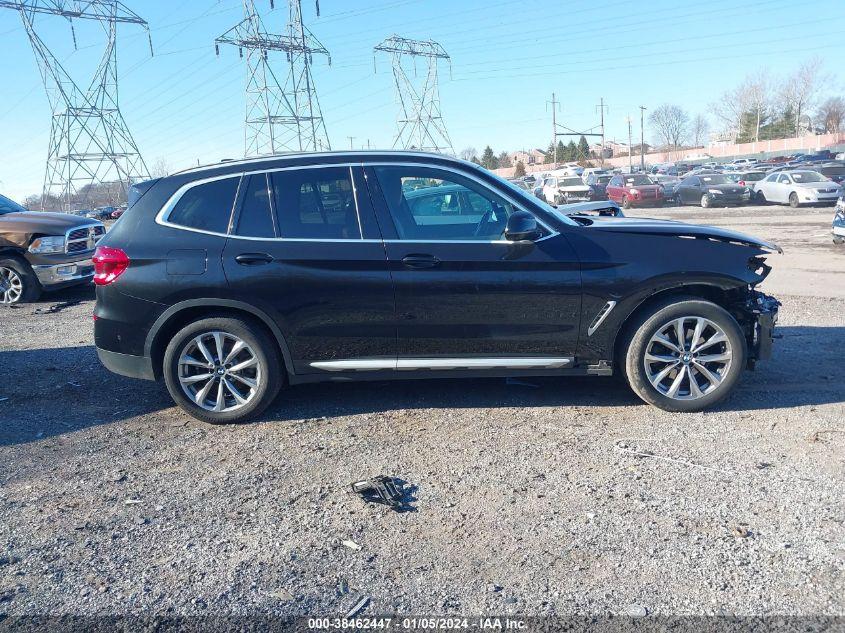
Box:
94 151 780 423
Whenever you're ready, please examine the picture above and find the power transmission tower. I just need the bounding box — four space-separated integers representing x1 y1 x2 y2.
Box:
549 93 602 164
216 0 331 156
0 0 151 210
547 92 560 165
595 97 608 163
374 35 453 154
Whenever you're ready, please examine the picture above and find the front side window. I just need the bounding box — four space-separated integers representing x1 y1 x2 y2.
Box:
374 166 522 241
167 176 240 234
271 167 360 240
0 194 27 215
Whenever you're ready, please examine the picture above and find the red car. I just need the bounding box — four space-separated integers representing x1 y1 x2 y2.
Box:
606 174 664 208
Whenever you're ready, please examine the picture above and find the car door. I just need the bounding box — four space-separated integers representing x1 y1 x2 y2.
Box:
221 166 396 374
676 176 696 203
606 175 621 203
770 173 791 203
365 163 582 364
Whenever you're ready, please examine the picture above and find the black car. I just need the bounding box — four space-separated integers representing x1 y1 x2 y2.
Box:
584 173 611 200
814 162 845 185
94 151 780 423
675 173 751 207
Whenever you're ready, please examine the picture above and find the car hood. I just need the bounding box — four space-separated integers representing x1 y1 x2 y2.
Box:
625 184 661 191
704 184 746 195
581 215 782 253
0 211 100 234
796 182 840 191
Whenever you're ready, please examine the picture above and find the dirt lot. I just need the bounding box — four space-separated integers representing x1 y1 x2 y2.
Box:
0 204 843 618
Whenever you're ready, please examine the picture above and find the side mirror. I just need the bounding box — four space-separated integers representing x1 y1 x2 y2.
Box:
505 211 542 242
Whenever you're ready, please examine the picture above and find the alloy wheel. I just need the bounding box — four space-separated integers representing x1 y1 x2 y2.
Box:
700 194 710 208
0 267 23 304
177 331 262 413
643 316 733 401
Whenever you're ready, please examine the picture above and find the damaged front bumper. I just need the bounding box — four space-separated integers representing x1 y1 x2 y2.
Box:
745 291 780 365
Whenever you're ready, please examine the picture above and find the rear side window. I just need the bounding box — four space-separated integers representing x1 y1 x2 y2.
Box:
236 174 275 238
167 177 240 234
271 167 360 239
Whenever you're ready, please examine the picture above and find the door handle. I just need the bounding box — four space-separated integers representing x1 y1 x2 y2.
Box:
235 252 274 265
401 254 441 270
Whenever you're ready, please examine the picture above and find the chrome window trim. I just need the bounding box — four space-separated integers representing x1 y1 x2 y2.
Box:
155 173 243 238
156 160 560 245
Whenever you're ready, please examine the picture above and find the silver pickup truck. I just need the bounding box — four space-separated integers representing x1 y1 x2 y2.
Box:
0 194 105 304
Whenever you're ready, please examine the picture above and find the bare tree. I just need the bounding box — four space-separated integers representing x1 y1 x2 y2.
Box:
710 84 749 140
780 57 826 135
691 114 709 146
649 104 690 151
744 69 771 142
150 157 171 178
817 96 845 133
458 147 477 162
497 151 512 168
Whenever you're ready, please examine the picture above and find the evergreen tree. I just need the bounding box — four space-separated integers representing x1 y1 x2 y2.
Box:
514 161 526 177
556 140 566 162
566 140 577 161
578 136 591 161
545 142 556 163
481 146 498 169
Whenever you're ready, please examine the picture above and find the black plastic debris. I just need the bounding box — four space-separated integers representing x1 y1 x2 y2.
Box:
350 476 413 512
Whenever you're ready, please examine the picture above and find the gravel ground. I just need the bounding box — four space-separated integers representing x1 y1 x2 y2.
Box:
0 205 843 618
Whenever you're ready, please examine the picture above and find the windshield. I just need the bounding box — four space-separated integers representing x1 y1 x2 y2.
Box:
558 177 584 187
496 171 578 226
0 194 27 215
623 175 652 186
700 175 732 185
820 166 845 176
791 171 826 183
594 175 611 184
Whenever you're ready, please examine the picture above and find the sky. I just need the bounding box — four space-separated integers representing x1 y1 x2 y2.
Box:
1 0 844 202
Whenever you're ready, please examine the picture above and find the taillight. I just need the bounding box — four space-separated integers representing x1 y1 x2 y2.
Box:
93 246 129 286
739 180 745 186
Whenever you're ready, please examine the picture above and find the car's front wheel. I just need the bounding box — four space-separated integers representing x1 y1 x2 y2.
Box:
622 195 631 209
700 194 711 208
0 257 41 305
623 298 746 412
789 192 800 208
163 316 283 424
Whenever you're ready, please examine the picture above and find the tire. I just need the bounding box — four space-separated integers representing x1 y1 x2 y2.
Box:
700 193 711 208
834 236 844 245
623 298 746 413
676 194 685 207
162 316 283 424
0 257 42 305
755 190 767 204
789 192 800 208
622 195 631 209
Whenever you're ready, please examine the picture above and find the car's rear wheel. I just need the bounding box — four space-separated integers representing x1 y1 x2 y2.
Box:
163 316 282 424
700 194 711 208
0 258 41 305
623 298 746 412
755 190 767 204
789 192 800 208
834 236 844 245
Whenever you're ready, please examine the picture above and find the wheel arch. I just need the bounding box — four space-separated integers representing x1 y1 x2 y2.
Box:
145 299 294 380
612 282 744 368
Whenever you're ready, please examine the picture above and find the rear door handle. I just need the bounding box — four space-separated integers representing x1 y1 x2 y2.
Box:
401 254 441 270
235 252 274 266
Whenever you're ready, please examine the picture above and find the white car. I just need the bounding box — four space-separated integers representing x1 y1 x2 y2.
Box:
731 158 757 166
754 170 843 207
542 176 591 205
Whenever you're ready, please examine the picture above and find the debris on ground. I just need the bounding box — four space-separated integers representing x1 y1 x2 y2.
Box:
614 440 727 474
345 596 370 618
270 588 294 602
626 604 648 617
732 526 752 538
351 475 414 512
341 540 362 551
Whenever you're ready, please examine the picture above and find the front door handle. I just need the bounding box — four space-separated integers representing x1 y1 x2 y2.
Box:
235 252 274 266
401 254 441 270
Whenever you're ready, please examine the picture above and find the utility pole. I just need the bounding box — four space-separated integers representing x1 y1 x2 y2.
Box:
216 0 331 156
0 0 152 209
639 105 647 172
627 116 633 174
596 97 608 164
374 35 453 153
347 136 356 150
547 92 560 165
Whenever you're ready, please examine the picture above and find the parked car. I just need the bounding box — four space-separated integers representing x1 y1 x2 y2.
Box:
675 174 751 207
753 170 843 207
584 173 611 201
730 158 758 167
726 170 767 190
606 173 664 208
833 197 845 244
581 168 609 181
651 175 681 202
92 151 780 422
0 193 105 304
814 162 845 185
542 176 591 205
